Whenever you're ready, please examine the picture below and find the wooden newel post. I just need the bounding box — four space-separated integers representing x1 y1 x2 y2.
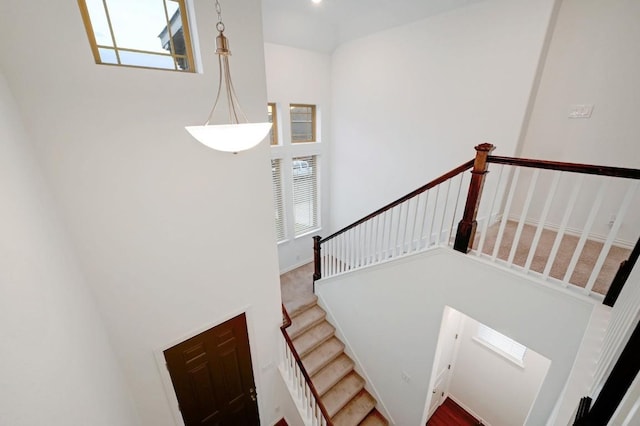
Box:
453 143 495 253
313 235 322 281
604 235 640 307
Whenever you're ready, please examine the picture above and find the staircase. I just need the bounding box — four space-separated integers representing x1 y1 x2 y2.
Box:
286 295 389 426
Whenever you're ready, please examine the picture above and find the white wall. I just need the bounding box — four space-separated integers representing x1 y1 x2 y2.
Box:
520 0 640 167
329 0 558 231
316 249 594 426
449 314 551 426
518 0 640 243
0 72 138 426
264 43 332 272
0 1 289 425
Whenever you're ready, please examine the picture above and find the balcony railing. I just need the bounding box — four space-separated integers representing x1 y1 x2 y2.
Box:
313 144 640 305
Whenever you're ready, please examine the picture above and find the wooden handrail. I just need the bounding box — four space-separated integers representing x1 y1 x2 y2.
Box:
280 305 333 425
488 156 640 180
319 159 475 244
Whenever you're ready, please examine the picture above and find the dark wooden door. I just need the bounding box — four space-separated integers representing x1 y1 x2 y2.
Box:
164 313 260 426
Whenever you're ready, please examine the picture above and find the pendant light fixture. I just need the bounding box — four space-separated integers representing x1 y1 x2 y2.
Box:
185 0 271 153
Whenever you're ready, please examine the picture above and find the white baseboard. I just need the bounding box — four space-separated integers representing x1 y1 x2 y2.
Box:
280 257 314 275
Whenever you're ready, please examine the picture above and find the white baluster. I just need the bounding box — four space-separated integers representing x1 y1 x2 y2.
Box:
353 227 358 269
562 179 607 286
418 191 430 250
394 204 402 257
372 216 379 263
524 171 561 271
410 194 420 252
447 173 466 246
438 179 452 245
492 167 520 261
477 165 505 256
584 181 638 294
542 175 584 279
428 186 440 248
507 169 540 265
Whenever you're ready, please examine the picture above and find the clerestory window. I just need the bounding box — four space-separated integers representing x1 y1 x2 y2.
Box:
290 104 316 143
474 324 527 367
78 0 195 72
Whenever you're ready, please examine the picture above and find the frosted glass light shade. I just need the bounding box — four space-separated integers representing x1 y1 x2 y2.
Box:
185 122 272 153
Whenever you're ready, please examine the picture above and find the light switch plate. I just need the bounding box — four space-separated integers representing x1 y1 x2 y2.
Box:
568 104 594 119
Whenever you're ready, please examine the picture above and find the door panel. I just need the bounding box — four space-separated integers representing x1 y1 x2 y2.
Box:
164 313 259 426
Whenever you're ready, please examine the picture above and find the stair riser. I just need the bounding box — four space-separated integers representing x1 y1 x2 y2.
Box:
289 313 326 340
322 374 365 417
314 362 354 396
293 326 335 357
331 390 376 426
302 339 345 376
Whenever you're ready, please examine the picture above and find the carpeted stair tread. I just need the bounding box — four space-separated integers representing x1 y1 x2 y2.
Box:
302 337 345 376
288 305 326 340
359 409 389 426
312 353 355 396
331 389 376 426
286 294 318 318
293 321 335 357
321 371 365 417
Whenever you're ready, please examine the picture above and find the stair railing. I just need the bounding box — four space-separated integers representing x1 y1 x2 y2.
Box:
313 159 475 280
313 144 640 305
462 151 640 301
280 305 333 426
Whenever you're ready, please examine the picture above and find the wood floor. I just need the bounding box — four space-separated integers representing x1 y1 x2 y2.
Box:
427 398 480 426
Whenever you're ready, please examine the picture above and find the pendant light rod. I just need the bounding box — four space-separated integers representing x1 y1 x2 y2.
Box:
204 1 248 126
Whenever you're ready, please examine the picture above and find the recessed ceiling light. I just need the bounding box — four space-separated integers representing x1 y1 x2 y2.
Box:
311 0 322 4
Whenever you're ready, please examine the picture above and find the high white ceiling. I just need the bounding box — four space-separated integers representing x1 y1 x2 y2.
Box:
261 0 485 53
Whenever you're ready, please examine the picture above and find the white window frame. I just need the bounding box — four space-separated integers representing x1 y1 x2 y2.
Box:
473 324 527 368
269 102 322 244
77 0 196 72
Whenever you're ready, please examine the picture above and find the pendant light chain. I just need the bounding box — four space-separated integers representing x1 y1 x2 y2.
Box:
214 0 225 31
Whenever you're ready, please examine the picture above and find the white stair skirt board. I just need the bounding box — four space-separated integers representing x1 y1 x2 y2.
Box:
315 294 395 425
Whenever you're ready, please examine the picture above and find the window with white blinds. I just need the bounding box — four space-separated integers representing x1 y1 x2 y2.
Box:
292 155 318 236
475 324 527 366
271 159 285 242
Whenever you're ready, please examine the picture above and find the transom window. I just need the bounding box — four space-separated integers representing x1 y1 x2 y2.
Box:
78 0 195 72
475 324 527 366
290 104 316 143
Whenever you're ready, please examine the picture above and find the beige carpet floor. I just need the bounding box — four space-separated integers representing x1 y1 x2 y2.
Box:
474 220 629 295
281 262 315 309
